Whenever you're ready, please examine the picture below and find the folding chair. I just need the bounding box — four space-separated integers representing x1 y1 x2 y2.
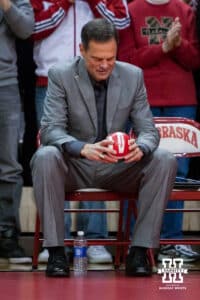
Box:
154 117 200 246
32 189 141 269
32 117 200 270
32 129 157 270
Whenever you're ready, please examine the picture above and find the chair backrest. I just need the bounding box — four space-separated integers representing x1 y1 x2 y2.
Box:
154 117 200 158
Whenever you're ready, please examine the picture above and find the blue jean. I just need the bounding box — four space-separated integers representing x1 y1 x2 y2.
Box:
151 106 197 239
35 86 108 238
0 85 23 233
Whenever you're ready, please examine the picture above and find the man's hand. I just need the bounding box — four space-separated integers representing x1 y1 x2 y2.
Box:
123 138 144 163
80 139 119 163
0 0 11 11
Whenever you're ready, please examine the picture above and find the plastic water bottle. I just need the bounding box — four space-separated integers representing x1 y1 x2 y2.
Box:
73 231 87 276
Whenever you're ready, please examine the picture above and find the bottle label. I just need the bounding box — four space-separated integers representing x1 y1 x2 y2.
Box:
74 246 87 258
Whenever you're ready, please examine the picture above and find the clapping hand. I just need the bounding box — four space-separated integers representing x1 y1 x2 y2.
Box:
162 17 182 53
167 17 182 47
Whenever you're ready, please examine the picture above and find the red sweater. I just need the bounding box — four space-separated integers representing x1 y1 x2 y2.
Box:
118 0 200 107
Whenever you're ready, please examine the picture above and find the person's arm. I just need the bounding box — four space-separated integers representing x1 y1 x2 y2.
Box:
1 0 34 39
127 7 200 70
87 0 130 30
40 66 77 148
127 42 167 69
129 68 160 152
120 9 169 68
30 0 72 40
169 10 200 70
41 65 117 162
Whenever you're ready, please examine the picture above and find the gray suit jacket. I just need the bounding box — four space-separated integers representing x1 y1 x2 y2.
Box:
41 57 159 153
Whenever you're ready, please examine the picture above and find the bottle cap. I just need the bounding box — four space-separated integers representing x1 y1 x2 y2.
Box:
77 231 84 236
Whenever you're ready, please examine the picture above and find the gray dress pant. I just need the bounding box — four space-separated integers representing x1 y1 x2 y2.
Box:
31 146 177 248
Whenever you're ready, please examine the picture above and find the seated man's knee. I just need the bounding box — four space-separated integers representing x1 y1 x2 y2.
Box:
153 148 177 170
31 146 61 169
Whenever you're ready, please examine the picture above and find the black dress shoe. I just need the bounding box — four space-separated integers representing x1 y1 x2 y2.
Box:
0 228 32 263
125 247 152 277
46 254 70 277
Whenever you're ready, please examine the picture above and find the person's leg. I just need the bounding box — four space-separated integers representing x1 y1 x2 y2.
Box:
97 148 177 275
31 147 99 246
31 145 73 276
35 86 47 129
78 200 112 263
35 86 72 260
97 148 177 248
31 147 99 276
31 146 69 247
0 85 30 262
78 201 107 239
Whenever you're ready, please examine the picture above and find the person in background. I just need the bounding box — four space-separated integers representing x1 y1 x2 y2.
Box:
0 0 34 263
119 0 200 262
183 0 197 9
30 0 130 264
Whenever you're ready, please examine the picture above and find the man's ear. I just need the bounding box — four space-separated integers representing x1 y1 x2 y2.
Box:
79 43 84 57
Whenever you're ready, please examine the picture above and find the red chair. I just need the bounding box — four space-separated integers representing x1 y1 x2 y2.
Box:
153 117 200 247
32 131 153 270
32 190 140 269
32 117 200 270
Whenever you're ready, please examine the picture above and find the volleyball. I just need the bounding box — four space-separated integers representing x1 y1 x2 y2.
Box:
107 132 130 158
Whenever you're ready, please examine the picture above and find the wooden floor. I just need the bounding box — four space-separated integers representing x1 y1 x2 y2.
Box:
0 269 199 300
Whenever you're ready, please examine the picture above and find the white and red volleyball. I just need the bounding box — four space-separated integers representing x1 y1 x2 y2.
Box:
107 132 130 158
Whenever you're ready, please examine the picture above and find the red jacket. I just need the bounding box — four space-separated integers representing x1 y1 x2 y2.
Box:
30 0 130 86
31 0 130 40
118 0 200 107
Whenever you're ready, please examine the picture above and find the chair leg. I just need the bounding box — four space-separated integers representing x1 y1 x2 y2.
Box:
122 200 133 264
114 200 124 269
147 248 157 272
32 213 41 270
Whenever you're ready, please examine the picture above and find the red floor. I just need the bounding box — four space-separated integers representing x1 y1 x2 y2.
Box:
0 271 199 300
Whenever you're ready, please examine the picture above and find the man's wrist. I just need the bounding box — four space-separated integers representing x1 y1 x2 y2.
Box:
138 144 150 156
62 141 86 158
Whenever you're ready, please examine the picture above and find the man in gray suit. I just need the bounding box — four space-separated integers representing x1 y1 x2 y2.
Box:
31 18 177 277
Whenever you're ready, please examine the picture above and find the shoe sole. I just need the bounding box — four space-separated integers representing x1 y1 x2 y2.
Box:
157 253 176 262
125 270 152 277
9 258 32 264
88 258 113 264
46 271 70 277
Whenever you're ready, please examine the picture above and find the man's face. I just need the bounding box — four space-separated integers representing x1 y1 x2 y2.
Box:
79 38 117 82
